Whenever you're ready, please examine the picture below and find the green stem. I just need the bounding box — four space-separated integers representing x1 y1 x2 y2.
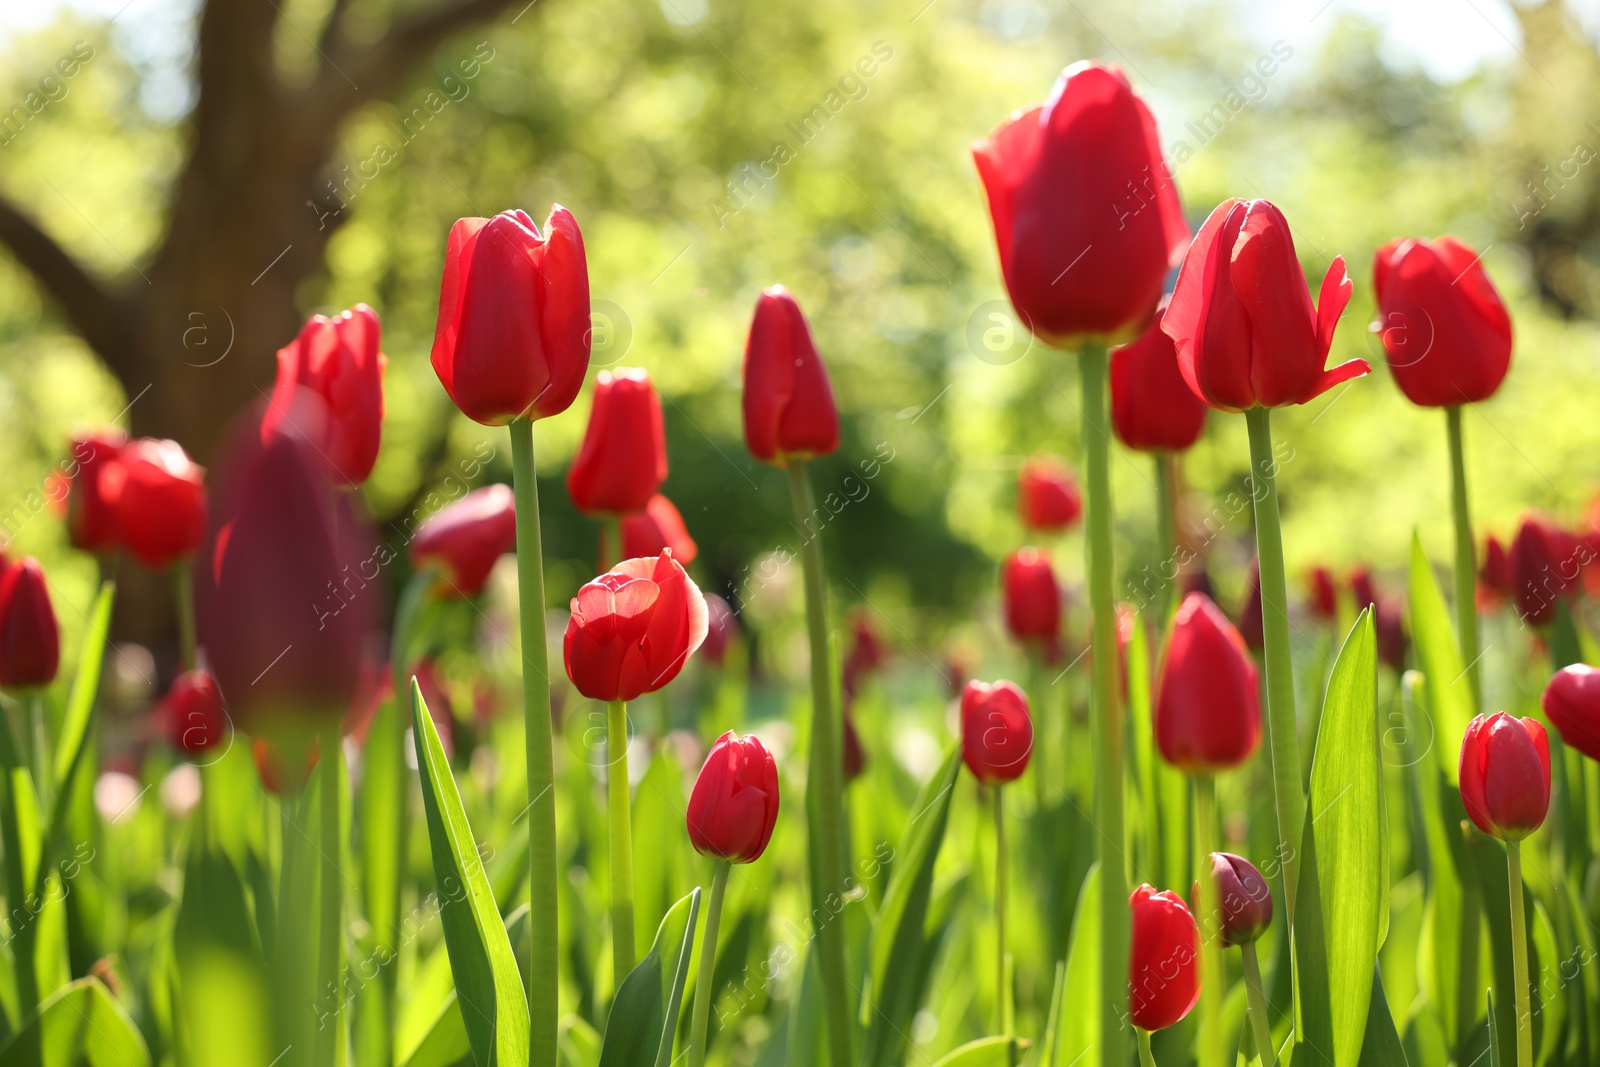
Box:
315 727 343 1067
1243 406 1305 922
1241 941 1276 1067
994 787 1008 1036
687 861 731 1067
608 699 636 983
0 709 37 1025
23 692 49 817
1154 452 1177 628
604 514 625 572
1508 841 1532 1067
1081 344 1128 1067
175 566 197 673
1027 648 1049 813
1446 407 1482 714
1136 1027 1158 1067
786 460 855 1067
510 417 558 1067
1193 775 1224 1067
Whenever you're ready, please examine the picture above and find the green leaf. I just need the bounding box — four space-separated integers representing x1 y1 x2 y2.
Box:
928 1036 1014 1067
1026 960 1064 1067
559 1015 602 1067
49 582 113 796
1406 535 1473 785
398 996 471 1067
598 887 701 1067
0 976 149 1067
1357 967 1408 1066
1059 863 1100 1067
411 679 529 1066
861 743 962 1067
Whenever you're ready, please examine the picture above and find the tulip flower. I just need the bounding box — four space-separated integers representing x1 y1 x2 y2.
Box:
1542 664 1600 762
409 484 517 598
960 680 1033 785
111 438 207 571
971 62 1188 347
1017 456 1082 532
1305 566 1338 622
1510 515 1588 627
252 735 320 796
64 431 125 553
1237 561 1264 652
1207 852 1276 1066
567 368 667 516
1154 593 1260 774
1372 237 1512 407
842 609 888 703
741 286 839 466
600 493 697 569
264 305 387 486
1111 308 1207 453
841 713 866 783
1002 547 1060 644
0 558 59 691
563 550 709 702
699 593 739 667
1128 884 1201 1032
1479 534 1511 607
430 207 590 426
1163 198 1367 411
161 669 229 755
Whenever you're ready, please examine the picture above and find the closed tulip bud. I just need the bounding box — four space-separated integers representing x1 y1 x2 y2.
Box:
265 305 387 486
1017 456 1082 532
601 493 697 568
0 558 59 690
410 484 517 598
1305 566 1339 622
972 62 1188 346
842 609 888 700
563 549 709 701
1163 198 1368 411
1479 534 1511 607
1128 884 1202 1032
959 679 1033 785
1002 547 1060 643
1510 515 1588 626
1459 712 1551 840
161 669 229 755
699 594 739 667
741 286 839 466
431 207 590 426
1207 852 1272 947
686 731 779 863
842 713 866 784
1155 592 1260 773
1237 560 1264 652
1542 664 1600 762
65 431 125 553
566 369 667 515
112 439 207 571
1372 237 1512 406
1111 307 1208 453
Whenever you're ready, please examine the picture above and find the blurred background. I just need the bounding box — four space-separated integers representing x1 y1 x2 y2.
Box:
1 0 1599 686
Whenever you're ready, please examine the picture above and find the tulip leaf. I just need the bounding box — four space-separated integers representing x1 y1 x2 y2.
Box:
598 887 701 1067
50 581 113 796
0 975 150 1067
1059 862 1100 1067
861 743 962 1067
1357 967 1408 1066
1406 534 1474 785
411 679 530 1066
928 1036 1014 1067
397 995 471 1067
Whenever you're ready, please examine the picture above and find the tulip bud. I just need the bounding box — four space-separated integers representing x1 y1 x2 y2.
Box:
1237 560 1264 652
741 286 839 466
1305 566 1338 622
842 713 866 784
1017 456 1082 532
161 669 229 755
64 431 126 553
112 438 207 571
1110 307 1207 453
1002 547 1060 643
1510 515 1587 627
563 550 709 701
1542 664 1600 762
410 484 517 598
265 304 387 486
1128 883 1202 1032
566 369 668 516
686 731 780 863
1206 852 1272 947
959 679 1033 785
1479 534 1511 607
431 207 590 426
1155 593 1260 774
842 609 888 701
600 494 697 568
0 558 59 690
253 735 320 796
699 594 739 667
1459 712 1551 841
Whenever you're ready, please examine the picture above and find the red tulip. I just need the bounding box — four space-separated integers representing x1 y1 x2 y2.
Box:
842 713 866 784
1002 547 1060 643
64 431 125 552
111 439 207 570
1128 883 1202 1031
431 207 590 426
264 305 387 486
601 494 697 568
686 731 779 863
1163 198 1368 411
699 594 739 667
1459 712 1550 840
0 558 59 690
1237 560 1263 652
972 62 1188 346
1207 852 1272 948
741 286 839 466
1542 664 1600 762
1509 515 1587 626
253 735 320 796
563 549 709 701
842 609 888 700
1305 566 1338 622
566 368 667 516
1350 568 1407 671
1017 456 1082 532
1111 307 1208 453
161 669 229 755
410 484 517 598
1154 592 1260 773
1479 533 1511 608
959 679 1033 785
1372 237 1512 407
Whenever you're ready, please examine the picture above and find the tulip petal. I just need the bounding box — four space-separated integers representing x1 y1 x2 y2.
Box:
1298 357 1371 405
1314 255 1353 361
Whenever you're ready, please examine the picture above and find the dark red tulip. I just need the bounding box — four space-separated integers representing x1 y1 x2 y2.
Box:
1163 198 1368 411
699 594 739 667
1207 852 1272 948
1542 664 1600 762
1155 592 1260 773
742 286 840 466
410 484 517 598
0 558 59 690
686 731 779 863
252 735 320 796
1111 307 1208 453
601 494 697 568
566 368 667 516
1459 712 1550 840
972 62 1188 346
563 549 709 701
1510 515 1587 626
1372 237 1512 407
1002 547 1060 643
112 438 207 571
264 305 387 486
959 679 1033 785
842 609 888 700
1306 566 1338 622
1017 456 1082 532
1237 560 1263 652
431 207 590 426
842 713 866 784
1479 533 1511 608
64 432 125 553
1128 883 1202 1031
1350 568 1407 671
160 669 229 755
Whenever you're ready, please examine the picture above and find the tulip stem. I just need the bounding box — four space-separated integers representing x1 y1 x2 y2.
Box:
1193 775 1225 1067
1154 452 1178 628
994 786 1008 1036
687 860 730 1067
604 514 624 571
786 459 855 1067
1241 941 1276 1067
1080 343 1128 1067
608 698 636 984
1446 406 1482 713
1027 649 1049 812
315 726 343 1067
174 566 197 673
1242 406 1305 923
1507 841 1532 1067
0 709 38 1027
509 416 558 1067
1136 1027 1158 1067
